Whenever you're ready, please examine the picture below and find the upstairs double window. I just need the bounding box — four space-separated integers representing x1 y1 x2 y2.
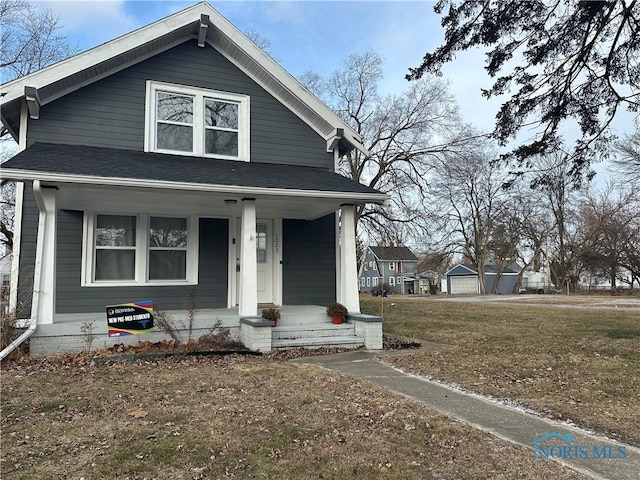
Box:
146 81 250 161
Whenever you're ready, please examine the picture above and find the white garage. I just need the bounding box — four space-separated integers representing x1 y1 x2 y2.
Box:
446 265 480 295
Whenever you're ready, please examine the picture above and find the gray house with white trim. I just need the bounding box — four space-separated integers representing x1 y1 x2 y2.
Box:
0 2 386 356
359 246 418 294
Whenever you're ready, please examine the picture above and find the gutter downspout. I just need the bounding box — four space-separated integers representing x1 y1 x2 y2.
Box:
0 180 46 361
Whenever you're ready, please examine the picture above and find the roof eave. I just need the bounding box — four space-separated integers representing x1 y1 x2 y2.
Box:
0 168 389 204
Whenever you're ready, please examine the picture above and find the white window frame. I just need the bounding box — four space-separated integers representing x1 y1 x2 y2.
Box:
372 277 378 286
389 276 395 286
145 80 250 161
389 261 395 270
361 277 365 287
366 277 371 287
82 212 199 287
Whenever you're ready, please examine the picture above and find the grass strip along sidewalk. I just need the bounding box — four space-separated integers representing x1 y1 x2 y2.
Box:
361 295 640 447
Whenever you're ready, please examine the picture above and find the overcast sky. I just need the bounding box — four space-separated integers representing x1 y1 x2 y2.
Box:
24 1 637 183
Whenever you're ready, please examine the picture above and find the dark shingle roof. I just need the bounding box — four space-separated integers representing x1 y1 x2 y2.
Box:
370 246 418 261
1 143 383 195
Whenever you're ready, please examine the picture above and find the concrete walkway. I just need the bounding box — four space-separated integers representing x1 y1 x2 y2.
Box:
293 349 640 480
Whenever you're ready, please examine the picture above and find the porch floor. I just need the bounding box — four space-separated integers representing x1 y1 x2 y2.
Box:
53 305 330 327
29 305 366 355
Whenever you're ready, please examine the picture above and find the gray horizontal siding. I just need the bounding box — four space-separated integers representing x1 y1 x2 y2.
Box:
16 182 37 317
28 39 333 169
282 214 336 306
486 274 519 294
55 215 229 313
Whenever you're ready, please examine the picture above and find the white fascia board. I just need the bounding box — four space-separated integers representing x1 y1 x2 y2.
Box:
0 3 209 103
444 264 478 276
1 168 389 204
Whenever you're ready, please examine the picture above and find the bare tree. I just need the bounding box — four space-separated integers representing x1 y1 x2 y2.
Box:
0 181 15 254
493 183 554 293
299 51 459 242
612 127 640 184
427 136 511 294
408 0 640 183
576 182 640 290
1 0 77 253
0 0 77 81
533 153 584 292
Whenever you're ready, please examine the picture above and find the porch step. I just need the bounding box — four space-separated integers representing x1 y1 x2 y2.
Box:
272 322 355 340
271 335 365 349
270 322 364 349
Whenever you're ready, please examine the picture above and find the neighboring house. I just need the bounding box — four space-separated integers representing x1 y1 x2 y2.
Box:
359 246 418 294
445 264 521 295
0 2 387 356
521 271 550 293
417 270 441 294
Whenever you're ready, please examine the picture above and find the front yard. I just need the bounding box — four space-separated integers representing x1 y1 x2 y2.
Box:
2 293 636 478
362 295 640 447
1 353 588 480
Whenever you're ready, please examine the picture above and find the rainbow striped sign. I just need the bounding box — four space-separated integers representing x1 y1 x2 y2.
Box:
106 300 155 337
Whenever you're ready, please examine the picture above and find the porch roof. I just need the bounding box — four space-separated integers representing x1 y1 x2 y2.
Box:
3 143 387 204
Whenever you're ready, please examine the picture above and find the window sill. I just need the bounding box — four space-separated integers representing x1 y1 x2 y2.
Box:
150 148 249 162
82 280 197 287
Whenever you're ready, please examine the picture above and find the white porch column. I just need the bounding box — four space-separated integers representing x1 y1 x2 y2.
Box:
32 181 57 324
339 204 360 313
239 198 257 317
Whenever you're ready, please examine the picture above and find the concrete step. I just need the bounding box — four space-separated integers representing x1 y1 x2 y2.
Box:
272 323 355 340
271 335 365 349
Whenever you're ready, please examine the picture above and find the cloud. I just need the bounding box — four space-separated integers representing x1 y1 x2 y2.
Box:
35 0 143 49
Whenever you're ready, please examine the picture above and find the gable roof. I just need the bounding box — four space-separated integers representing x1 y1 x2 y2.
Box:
0 2 366 156
369 246 418 262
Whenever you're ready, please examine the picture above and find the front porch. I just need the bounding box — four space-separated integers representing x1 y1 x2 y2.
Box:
28 306 382 356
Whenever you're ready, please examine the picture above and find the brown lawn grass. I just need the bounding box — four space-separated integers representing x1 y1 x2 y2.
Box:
1 354 587 480
361 295 640 447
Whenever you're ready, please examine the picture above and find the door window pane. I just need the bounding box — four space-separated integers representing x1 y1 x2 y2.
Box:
257 224 267 264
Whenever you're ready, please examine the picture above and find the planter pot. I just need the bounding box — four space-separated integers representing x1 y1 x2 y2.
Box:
331 315 344 325
267 318 278 327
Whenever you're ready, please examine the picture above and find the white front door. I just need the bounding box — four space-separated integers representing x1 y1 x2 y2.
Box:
256 220 273 304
